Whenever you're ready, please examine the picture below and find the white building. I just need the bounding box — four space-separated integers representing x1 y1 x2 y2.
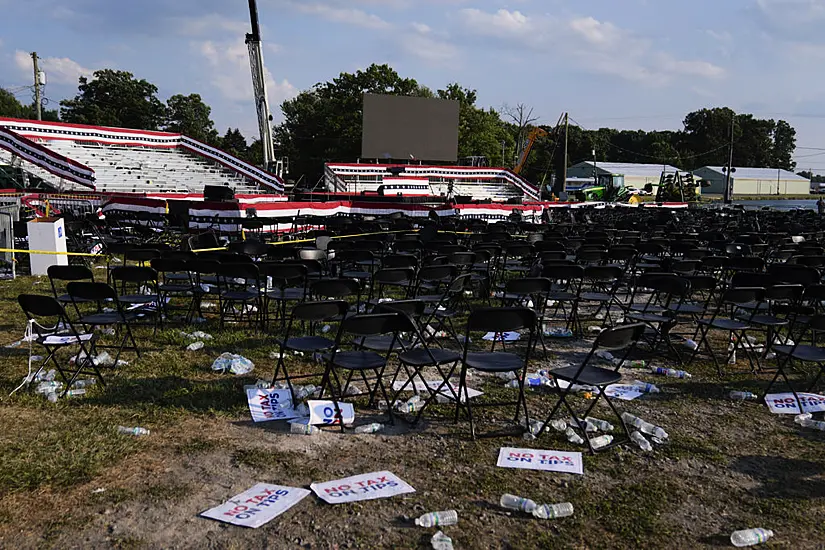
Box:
693 166 810 196
566 162 679 190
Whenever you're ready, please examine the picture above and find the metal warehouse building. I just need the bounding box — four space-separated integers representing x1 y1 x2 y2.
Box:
566 162 679 190
693 166 810 196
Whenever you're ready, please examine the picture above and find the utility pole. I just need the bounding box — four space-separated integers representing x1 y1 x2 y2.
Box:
723 111 735 204
561 112 568 194
31 52 42 121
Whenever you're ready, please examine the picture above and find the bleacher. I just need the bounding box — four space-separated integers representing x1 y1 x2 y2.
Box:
0 118 285 195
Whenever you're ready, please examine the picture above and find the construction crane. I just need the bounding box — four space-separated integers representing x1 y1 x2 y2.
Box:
513 127 548 175
246 0 275 171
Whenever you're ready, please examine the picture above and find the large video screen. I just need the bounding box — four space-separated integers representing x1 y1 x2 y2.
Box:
361 94 459 162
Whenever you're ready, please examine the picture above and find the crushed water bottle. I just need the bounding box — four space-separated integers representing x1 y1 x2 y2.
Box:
117 426 150 436
431 531 453 550
631 430 653 452
589 434 613 449
730 528 774 547
65 388 86 398
186 341 205 351
650 366 692 379
631 380 660 393
290 423 320 435
354 423 384 434
500 494 536 513
621 412 669 440
415 510 458 527
795 413 825 431
293 385 318 401
344 385 364 396
549 419 568 432
210 353 254 375
584 417 614 432
496 371 517 381
683 338 699 350
533 502 574 519
729 391 757 401
570 418 599 432
565 427 584 445
396 394 423 413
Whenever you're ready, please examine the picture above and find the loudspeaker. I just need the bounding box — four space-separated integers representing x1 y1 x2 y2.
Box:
203 185 236 202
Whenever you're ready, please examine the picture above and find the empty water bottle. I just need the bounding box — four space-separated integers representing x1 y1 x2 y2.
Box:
631 430 653 452
186 341 204 351
729 391 757 401
571 418 599 432
354 423 384 434
589 434 613 449
621 412 669 440
500 494 536 513
650 366 692 379
631 380 660 393
65 388 86 398
290 423 320 435
118 426 150 436
549 419 568 432
496 371 517 381
585 417 614 432
527 419 545 435
431 531 453 550
730 528 774 547
533 502 574 519
795 414 825 431
71 378 97 389
415 510 458 527
506 379 520 389
294 385 317 401
565 427 584 445
683 338 699 350
596 350 615 362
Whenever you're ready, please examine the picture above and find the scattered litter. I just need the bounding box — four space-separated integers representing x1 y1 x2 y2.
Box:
587 326 604 334
117 426 150 436
631 430 653 452
584 417 614 432
589 434 613 450
604 385 645 401
650 366 692 379
246 387 299 422
482 331 520 342
290 422 321 435
395 394 424 414
794 413 825 431
765 392 825 415
497 447 584 474
496 371 517 381
621 412 668 440
293 384 319 401
533 502 574 519
211 353 255 375
65 388 86 398
544 327 573 338
344 385 364 397
730 528 774 547
310 471 415 504
565 427 584 445
5 339 24 348
431 530 454 550
200 483 310 528
630 380 660 394
186 341 205 351
683 338 699 350
729 391 757 401
500 493 536 513
30 355 43 363
92 488 106 494
71 378 97 389
181 330 213 341
307 399 355 425
353 422 384 434
415 510 458 527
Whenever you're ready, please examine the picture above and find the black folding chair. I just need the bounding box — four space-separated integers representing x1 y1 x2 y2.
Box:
216 262 263 330
272 300 349 403
47 264 95 319
765 314 825 409
18 294 102 395
151 258 198 323
111 266 162 330
66 281 141 364
538 323 646 454
456 307 537 439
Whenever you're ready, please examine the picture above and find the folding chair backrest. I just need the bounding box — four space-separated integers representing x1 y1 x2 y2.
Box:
417 264 457 284
768 264 820 287
67 281 118 302
594 323 646 351
48 265 94 284
111 266 158 285
805 314 825 332
373 268 415 285
298 248 327 262
730 272 775 289
262 263 307 287
505 277 552 295
19 293 66 320
373 299 426 318
382 254 418 270
543 264 585 281
291 300 349 323
721 287 764 306
311 278 360 299
341 312 405 337
765 284 803 302
217 262 259 281
125 249 161 264
467 306 537 333
584 265 623 282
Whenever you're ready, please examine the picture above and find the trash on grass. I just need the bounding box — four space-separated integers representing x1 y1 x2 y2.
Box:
431 531 454 550
186 341 205 351
200 483 311 528
415 510 458 527
310 471 415 504
496 447 584 475
211 352 254 375
117 426 150 436
533 502 574 519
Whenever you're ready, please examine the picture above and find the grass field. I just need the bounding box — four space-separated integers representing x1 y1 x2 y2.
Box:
0 273 823 549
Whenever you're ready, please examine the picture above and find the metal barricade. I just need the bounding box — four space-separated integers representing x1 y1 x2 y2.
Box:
0 204 17 279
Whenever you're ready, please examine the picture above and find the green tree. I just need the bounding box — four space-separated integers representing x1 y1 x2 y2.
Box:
165 93 218 144
275 63 430 186
60 69 166 130
0 89 59 122
220 128 249 159
772 119 796 171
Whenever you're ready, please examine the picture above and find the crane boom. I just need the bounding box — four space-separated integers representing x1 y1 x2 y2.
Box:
513 127 548 175
246 0 275 171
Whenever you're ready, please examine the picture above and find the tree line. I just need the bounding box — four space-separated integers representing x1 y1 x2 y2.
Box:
0 64 799 188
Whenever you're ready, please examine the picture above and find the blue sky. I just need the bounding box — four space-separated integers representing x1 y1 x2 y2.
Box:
3 0 825 169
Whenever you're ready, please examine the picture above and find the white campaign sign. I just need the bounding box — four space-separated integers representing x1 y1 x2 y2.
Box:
200 483 310 528
604 384 644 401
246 388 299 423
496 447 584 475
765 392 825 415
311 471 415 504
307 400 355 426
482 331 521 342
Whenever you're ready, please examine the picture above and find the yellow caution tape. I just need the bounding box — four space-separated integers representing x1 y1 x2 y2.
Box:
0 248 102 257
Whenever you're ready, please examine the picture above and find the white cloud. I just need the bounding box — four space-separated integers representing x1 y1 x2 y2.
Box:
175 13 249 37
14 50 93 85
195 39 296 108
294 3 391 29
456 8 725 84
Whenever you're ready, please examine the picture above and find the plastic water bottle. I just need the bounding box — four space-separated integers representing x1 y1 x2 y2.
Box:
621 412 669 440
589 434 613 449
71 378 97 389
729 391 757 401
631 430 653 452
623 360 647 369
730 528 774 547
431 531 454 550
565 427 584 445
117 426 150 436
65 388 86 398
354 423 384 434
527 419 545 435
294 385 317 401
506 379 520 389
415 510 458 527
596 350 615 362
683 338 699 350
496 371 517 381
585 417 614 432
290 423 320 435
631 380 660 393
533 502 574 519
549 419 567 432
500 494 536 513
571 418 599 432
650 366 692 379
795 414 825 431
186 341 204 351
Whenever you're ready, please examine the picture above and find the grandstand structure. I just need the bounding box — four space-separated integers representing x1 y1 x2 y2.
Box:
0 118 285 195
325 163 541 202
